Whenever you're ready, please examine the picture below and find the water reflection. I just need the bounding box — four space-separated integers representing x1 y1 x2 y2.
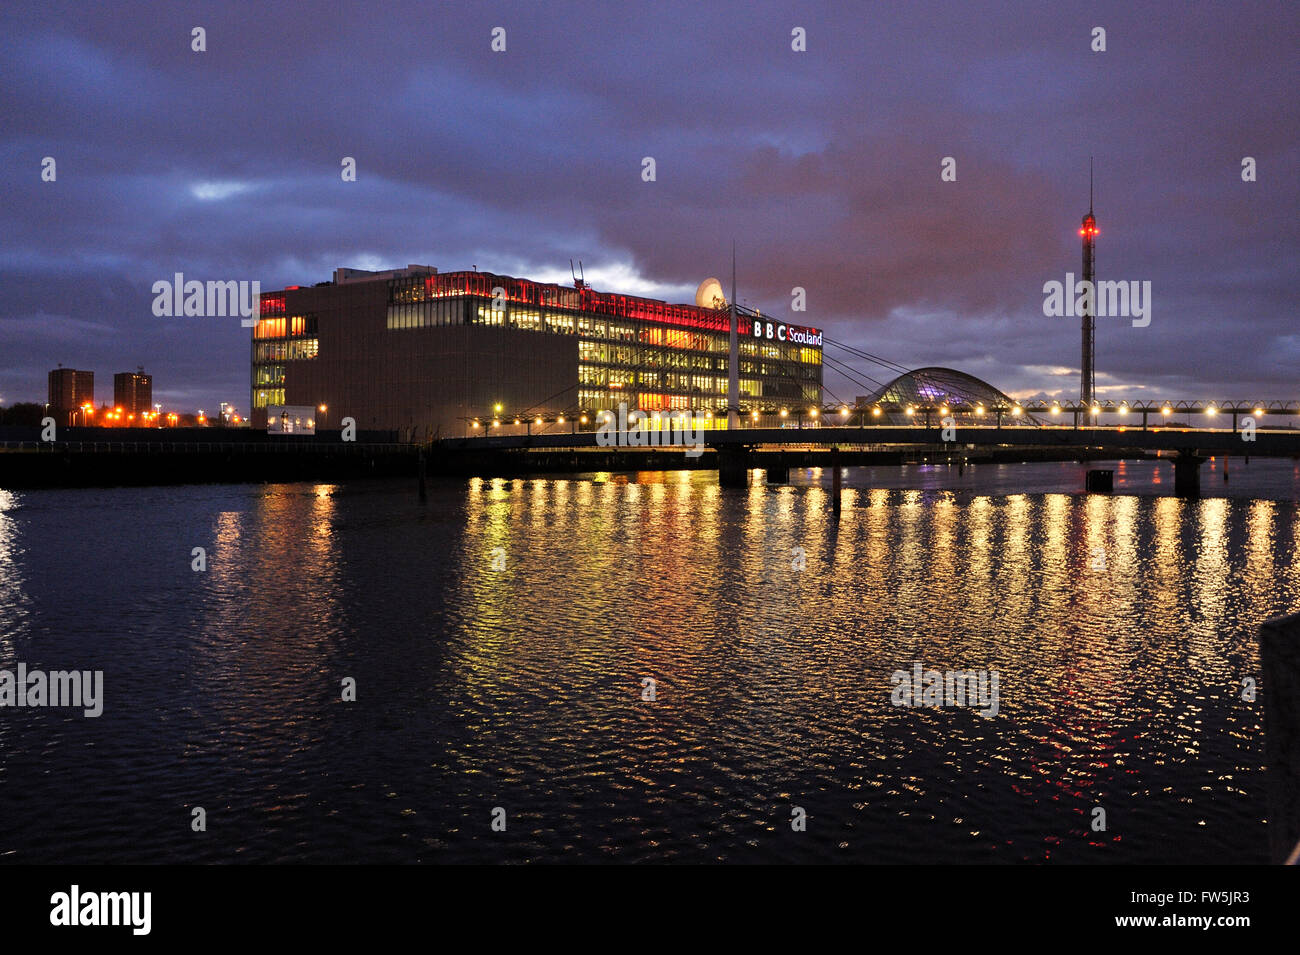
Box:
0 470 1292 863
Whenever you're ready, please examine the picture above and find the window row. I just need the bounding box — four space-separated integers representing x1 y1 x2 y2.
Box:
253 339 319 361
387 299 466 330
253 388 286 409
253 315 317 339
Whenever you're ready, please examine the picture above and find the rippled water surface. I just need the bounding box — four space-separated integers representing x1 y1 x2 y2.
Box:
0 461 1296 863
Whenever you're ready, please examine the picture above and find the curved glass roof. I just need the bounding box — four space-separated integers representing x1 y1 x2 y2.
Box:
861 367 1039 424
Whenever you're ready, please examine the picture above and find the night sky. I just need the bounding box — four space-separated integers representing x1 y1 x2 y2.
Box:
2 1 1296 413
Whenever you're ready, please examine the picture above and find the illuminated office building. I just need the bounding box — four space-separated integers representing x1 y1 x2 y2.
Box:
249 265 822 439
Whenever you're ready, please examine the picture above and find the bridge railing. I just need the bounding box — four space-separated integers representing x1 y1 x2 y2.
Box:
0 441 418 454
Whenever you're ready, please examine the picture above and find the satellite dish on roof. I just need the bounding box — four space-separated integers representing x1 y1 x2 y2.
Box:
695 277 726 309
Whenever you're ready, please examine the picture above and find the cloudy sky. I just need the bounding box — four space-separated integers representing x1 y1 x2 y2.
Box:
2 0 1295 412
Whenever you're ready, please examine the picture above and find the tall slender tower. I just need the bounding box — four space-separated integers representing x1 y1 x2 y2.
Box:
1079 161 1098 405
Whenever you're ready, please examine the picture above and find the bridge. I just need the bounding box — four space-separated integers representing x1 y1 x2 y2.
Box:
439 399 1300 499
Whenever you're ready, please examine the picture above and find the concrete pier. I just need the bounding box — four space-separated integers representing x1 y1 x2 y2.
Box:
717 446 750 488
765 452 788 484
1259 611 1300 864
1173 452 1202 498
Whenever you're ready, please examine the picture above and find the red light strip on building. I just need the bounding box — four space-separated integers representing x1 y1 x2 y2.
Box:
259 294 286 315
421 272 778 336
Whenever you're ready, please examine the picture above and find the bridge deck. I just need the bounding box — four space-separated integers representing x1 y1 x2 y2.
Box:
440 425 1300 456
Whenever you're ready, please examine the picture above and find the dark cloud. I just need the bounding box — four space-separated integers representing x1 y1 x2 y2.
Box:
1 0 1295 408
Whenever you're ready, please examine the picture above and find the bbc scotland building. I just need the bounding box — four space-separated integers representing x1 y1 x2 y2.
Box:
249 265 823 440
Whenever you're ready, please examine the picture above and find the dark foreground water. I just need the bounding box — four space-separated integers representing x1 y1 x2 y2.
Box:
0 458 1296 863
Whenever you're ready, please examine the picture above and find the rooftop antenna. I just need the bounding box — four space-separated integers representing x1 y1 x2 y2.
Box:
578 260 585 285
727 240 738 429
1089 155 1094 214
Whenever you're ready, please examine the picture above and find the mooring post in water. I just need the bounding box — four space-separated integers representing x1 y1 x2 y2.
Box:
1173 451 1201 499
418 449 427 502
717 444 750 488
1224 456 1229 483
1259 611 1300 864
831 446 841 517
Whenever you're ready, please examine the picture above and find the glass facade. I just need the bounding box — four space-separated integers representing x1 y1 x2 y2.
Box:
384 271 822 416
251 298 318 408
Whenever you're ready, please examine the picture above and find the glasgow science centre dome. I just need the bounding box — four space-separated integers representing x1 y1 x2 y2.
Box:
860 367 1040 425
